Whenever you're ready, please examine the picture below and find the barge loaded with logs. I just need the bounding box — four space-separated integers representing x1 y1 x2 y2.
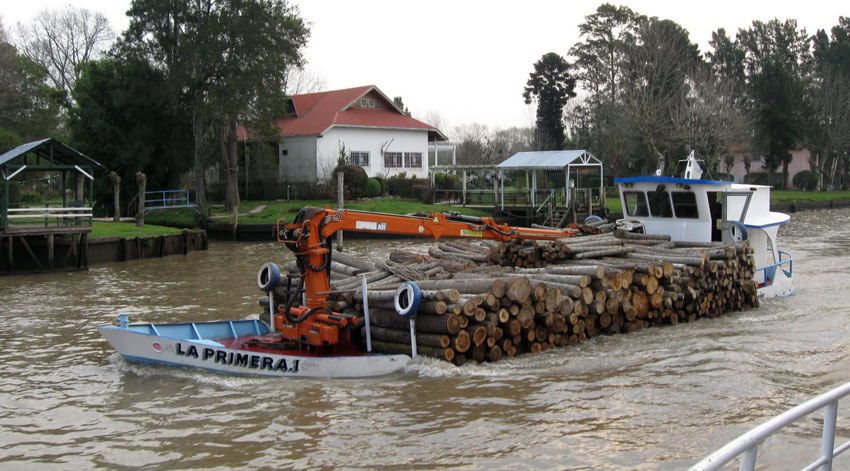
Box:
98 152 792 376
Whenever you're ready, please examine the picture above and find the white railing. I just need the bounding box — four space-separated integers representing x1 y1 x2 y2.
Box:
690 380 850 471
6 206 93 226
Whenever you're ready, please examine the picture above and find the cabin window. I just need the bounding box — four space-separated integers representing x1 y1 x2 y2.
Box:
351 151 370 166
623 191 649 217
672 192 699 218
404 152 422 168
384 152 402 168
648 190 673 217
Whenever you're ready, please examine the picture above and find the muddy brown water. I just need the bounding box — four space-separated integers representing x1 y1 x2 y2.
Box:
1 208 850 470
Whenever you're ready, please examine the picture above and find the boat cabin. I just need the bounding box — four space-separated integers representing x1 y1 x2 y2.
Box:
614 155 793 298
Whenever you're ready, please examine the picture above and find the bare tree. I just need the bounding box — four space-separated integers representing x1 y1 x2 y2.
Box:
671 69 754 175
285 66 326 95
0 15 8 44
419 109 447 132
16 5 113 103
622 18 701 174
814 68 850 189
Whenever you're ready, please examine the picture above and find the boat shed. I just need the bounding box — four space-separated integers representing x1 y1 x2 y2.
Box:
1 138 105 274
495 150 603 209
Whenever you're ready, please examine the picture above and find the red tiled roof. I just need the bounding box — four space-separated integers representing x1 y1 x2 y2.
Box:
238 85 444 140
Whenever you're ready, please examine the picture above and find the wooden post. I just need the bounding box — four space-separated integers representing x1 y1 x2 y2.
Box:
6 236 13 273
80 233 88 268
337 172 344 251
76 172 84 201
135 171 146 227
47 234 54 270
109 171 121 222
570 184 577 225
462 169 467 207
232 203 238 241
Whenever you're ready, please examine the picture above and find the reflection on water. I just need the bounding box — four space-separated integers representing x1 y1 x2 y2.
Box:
1 209 850 470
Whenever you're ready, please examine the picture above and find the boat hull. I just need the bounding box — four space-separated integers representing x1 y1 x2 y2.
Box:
98 321 410 378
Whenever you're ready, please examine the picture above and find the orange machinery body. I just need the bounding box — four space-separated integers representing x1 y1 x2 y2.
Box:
276 206 583 349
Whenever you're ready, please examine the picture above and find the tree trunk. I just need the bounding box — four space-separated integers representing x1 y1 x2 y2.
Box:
222 118 240 211
192 113 207 210
109 171 121 222
76 173 84 201
782 159 790 190
135 172 146 228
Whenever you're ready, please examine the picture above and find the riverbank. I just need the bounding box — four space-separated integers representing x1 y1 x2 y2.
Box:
0 229 208 274
88 230 208 265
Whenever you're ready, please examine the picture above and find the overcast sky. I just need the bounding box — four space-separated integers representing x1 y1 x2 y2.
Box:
3 0 847 133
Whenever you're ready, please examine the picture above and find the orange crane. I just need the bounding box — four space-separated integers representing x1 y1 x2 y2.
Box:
272 206 583 350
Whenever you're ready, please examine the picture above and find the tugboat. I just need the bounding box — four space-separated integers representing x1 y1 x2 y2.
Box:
614 152 793 299
98 208 581 377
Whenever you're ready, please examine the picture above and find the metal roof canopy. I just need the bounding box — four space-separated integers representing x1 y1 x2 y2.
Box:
1 138 105 229
495 150 603 208
0 138 105 170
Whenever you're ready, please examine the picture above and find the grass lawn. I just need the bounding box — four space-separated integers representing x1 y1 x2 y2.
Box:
89 222 185 238
209 198 493 224
770 190 850 203
196 189 850 226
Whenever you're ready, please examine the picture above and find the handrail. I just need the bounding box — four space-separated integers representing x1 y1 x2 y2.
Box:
536 190 555 214
5 206 93 227
755 249 793 284
127 189 194 217
690 380 850 471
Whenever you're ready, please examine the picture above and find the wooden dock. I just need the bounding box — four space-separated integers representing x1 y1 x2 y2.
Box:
1 225 91 274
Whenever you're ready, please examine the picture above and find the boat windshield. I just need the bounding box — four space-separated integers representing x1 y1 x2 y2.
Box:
623 191 649 217
671 192 699 218
648 189 673 218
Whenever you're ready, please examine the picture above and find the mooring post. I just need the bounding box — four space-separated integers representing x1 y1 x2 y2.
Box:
361 275 372 352
337 172 344 251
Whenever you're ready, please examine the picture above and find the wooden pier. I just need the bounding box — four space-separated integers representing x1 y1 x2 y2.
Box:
2 225 90 274
1 138 104 275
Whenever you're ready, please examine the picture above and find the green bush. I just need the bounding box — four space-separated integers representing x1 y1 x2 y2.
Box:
413 184 433 204
19 192 43 203
0 182 22 202
386 174 428 198
331 165 368 199
792 170 818 191
434 173 459 189
365 178 381 197
145 208 204 228
373 176 385 195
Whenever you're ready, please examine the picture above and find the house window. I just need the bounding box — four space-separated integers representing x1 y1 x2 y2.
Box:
359 98 376 108
404 152 422 168
384 152 402 168
351 151 370 166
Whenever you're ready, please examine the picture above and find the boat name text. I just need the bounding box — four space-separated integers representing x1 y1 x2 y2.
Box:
175 343 300 374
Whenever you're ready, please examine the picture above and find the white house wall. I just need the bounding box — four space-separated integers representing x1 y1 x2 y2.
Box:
316 127 430 181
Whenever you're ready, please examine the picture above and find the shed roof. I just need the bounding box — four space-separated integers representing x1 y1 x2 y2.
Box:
0 138 105 170
496 150 600 170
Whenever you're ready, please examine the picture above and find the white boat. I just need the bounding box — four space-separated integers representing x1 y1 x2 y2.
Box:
98 316 410 378
614 152 793 299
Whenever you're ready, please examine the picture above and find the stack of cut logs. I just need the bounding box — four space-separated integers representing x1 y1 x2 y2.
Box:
279 230 759 366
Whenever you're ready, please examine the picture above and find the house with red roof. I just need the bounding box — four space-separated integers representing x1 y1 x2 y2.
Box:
238 85 446 183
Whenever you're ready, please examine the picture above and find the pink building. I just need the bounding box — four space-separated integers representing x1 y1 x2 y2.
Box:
727 149 811 188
